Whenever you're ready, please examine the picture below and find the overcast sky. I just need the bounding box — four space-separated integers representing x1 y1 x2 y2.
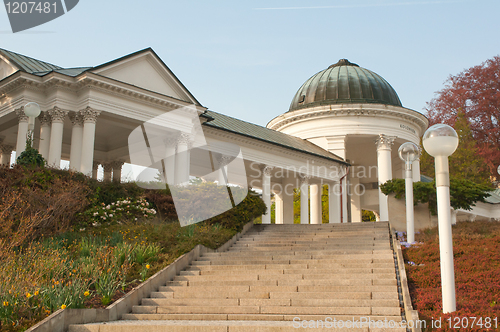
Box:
2 0 499 128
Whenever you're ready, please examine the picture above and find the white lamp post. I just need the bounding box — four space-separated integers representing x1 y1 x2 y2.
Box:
422 123 459 314
398 142 420 244
24 102 41 144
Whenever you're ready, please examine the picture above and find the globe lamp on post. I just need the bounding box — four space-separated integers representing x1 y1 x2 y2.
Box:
422 123 459 314
398 142 420 244
23 102 41 145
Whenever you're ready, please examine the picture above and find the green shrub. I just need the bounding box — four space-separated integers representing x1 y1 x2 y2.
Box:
380 178 491 215
16 136 45 169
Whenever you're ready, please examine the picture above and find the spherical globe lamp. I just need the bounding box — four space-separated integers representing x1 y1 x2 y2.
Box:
398 142 420 164
23 102 41 118
422 124 458 157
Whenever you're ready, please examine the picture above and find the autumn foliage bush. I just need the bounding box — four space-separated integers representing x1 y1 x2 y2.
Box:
0 165 90 251
403 221 500 331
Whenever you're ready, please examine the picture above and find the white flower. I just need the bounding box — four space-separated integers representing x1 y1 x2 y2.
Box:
79 228 85 232
109 214 113 217
93 212 98 216
135 218 138 221
111 202 115 206
106 205 111 209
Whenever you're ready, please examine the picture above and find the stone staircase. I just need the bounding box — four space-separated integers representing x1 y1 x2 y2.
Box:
70 222 407 331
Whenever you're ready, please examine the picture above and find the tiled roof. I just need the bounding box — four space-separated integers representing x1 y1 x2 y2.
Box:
203 110 347 164
32 67 93 77
0 48 62 73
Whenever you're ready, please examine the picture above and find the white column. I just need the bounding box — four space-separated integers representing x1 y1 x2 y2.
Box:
341 177 348 223
329 182 341 223
282 176 295 224
275 193 283 224
112 161 124 183
350 177 362 223
300 176 309 224
15 107 29 160
413 157 421 182
79 107 101 176
0 145 13 165
69 112 84 171
92 161 99 180
376 134 396 222
261 166 273 224
103 163 112 181
163 138 176 185
450 208 457 225
47 107 68 168
38 112 51 161
310 183 322 224
175 133 191 185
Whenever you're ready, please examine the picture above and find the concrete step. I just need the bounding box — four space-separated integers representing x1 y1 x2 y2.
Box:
140 297 399 308
69 319 406 331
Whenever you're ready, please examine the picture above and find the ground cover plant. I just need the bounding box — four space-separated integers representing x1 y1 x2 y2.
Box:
0 165 265 331
401 220 500 331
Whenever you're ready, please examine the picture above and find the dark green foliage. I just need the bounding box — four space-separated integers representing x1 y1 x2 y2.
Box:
87 181 144 205
380 178 491 215
16 136 45 168
202 190 266 231
362 210 376 222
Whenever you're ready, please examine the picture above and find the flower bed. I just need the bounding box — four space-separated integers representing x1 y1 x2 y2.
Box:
401 221 500 331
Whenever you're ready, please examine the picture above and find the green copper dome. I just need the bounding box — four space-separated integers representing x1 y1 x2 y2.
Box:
289 59 402 112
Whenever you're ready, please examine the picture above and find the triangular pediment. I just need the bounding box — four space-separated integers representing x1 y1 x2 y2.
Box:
91 49 200 105
0 56 19 81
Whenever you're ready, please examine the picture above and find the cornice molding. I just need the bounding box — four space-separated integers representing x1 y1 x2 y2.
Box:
0 73 207 113
203 126 342 169
267 104 428 135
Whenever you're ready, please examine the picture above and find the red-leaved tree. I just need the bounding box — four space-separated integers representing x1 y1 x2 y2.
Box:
425 55 500 178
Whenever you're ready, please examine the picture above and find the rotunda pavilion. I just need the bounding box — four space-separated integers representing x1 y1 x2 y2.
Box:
267 59 429 223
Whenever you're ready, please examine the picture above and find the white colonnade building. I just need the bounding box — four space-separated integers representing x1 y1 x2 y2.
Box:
0 48 347 225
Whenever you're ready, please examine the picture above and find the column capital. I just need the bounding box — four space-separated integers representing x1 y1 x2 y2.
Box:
102 162 113 172
1 144 14 154
69 112 84 127
15 107 28 122
110 160 125 169
164 136 178 148
79 107 101 123
300 175 311 185
48 107 68 123
39 111 52 126
177 132 193 145
375 134 396 150
262 166 274 176
217 154 233 168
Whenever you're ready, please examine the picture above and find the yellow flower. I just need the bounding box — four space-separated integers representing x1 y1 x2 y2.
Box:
2 301 8 306
61 304 67 309
26 292 32 298
34 290 39 296
146 264 150 269
84 291 90 297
